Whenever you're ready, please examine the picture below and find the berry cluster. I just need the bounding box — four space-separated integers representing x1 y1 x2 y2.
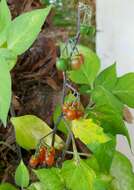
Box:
56 53 84 71
29 146 55 168
62 102 84 121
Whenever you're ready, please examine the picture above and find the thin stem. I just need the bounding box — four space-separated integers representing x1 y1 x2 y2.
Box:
61 133 72 161
66 151 90 157
51 72 67 147
63 118 80 163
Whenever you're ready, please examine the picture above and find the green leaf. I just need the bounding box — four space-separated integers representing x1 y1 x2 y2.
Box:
72 119 110 146
90 137 116 173
94 63 117 90
15 160 29 188
110 151 134 190
11 115 64 150
28 182 46 190
0 48 17 70
91 86 123 115
90 86 130 145
7 5 52 55
68 45 100 85
93 174 113 190
112 73 134 108
34 168 64 190
0 0 11 33
84 156 100 172
0 58 11 126
0 183 17 190
61 159 96 190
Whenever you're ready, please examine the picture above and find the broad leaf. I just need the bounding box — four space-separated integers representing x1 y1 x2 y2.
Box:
91 86 123 115
61 159 96 190
68 45 100 85
0 0 11 33
90 86 130 145
72 119 110 146
34 168 64 190
0 58 11 126
110 151 134 190
7 5 52 55
94 63 117 90
112 73 134 108
11 115 64 150
0 183 17 190
15 160 29 188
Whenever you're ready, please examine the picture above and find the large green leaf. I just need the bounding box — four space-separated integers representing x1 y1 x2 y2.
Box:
91 86 123 115
61 159 96 190
15 160 29 188
110 151 134 190
112 73 134 108
72 119 110 146
89 86 130 144
7 5 52 55
0 58 11 126
94 63 117 90
68 45 100 85
34 168 64 190
11 115 64 150
0 0 11 33
0 183 17 190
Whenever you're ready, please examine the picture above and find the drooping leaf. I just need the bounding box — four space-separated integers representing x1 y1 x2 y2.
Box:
61 159 96 190
0 0 11 33
34 168 64 190
89 86 130 145
7 5 52 55
0 183 17 190
68 45 100 85
94 63 117 90
110 151 134 190
11 115 64 150
112 73 134 108
72 119 110 147
27 182 46 190
15 160 29 188
0 58 11 126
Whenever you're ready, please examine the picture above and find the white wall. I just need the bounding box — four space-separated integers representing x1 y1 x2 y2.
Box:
96 0 134 165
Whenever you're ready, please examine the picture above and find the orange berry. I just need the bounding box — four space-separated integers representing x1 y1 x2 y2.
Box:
29 155 39 168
